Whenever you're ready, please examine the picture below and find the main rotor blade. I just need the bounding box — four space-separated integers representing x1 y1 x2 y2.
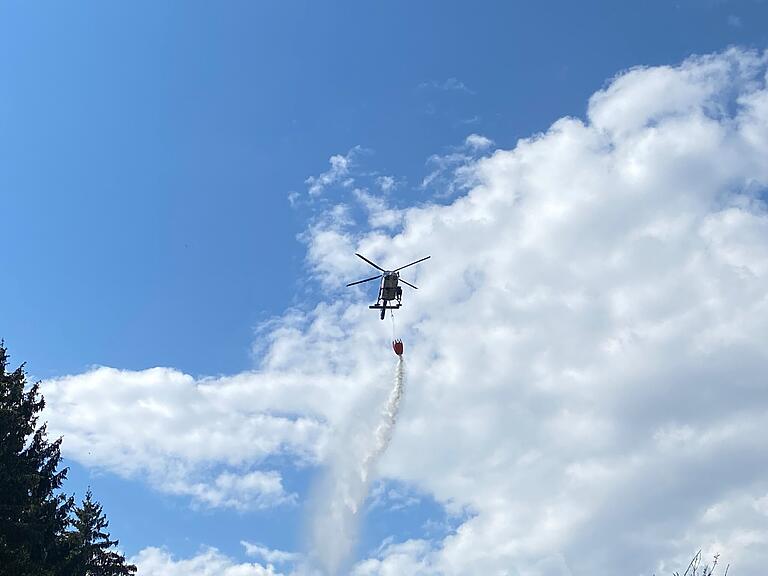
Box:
399 278 418 290
346 274 382 287
355 253 387 272
393 255 431 272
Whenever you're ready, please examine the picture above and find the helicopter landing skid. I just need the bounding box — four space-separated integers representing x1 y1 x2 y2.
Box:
369 302 401 320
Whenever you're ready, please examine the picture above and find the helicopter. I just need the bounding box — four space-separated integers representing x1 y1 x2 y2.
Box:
346 253 431 319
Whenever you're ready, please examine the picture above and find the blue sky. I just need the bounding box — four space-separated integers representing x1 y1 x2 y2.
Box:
4 2 768 575
5 0 765 378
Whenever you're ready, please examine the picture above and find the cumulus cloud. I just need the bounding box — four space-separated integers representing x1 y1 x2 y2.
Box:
376 176 396 193
352 540 438 576
42 301 402 511
170 471 296 511
359 47 768 576
367 481 422 512
421 133 494 195
132 547 284 576
353 189 403 230
305 147 361 197
42 366 332 509
241 542 301 565
301 203 361 285
44 48 768 574
463 134 493 151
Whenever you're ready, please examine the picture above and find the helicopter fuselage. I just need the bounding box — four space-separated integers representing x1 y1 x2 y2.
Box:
369 272 402 319
379 272 401 303
345 252 429 320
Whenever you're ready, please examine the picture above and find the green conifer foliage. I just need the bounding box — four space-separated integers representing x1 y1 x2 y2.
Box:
65 489 137 576
0 342 73 576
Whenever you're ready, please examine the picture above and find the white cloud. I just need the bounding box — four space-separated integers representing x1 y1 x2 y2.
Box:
334 47 768 575
241 542 301 565
352 540 438 576
169 471 296 511
463 134 493 151
376 176 396 193
301 204 360 284
132 547 283 576
419 78 475 94
367 481 422 512
353 189 403 230
305 147 361 197
42 366 332 509
44 48 768 574
421 134 494 195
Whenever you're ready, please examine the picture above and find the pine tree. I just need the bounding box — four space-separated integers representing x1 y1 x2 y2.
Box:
65 489 137 576
0 342 73 576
